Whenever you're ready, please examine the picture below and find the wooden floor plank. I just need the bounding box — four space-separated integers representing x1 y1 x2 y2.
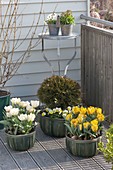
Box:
0 140 19 170
29 141 62 170
36 126 82 170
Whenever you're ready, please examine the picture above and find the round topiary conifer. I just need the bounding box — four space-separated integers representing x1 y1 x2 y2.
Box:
37 75 81 109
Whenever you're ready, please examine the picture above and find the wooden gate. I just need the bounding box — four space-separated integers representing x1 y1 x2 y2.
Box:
81 24 113 122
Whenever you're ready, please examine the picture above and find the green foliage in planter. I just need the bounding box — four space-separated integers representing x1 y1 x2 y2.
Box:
98 124 113 169
37 75 81 109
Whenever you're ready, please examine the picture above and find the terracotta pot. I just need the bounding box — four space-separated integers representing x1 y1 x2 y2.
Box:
66 135 102 157
40 115 65 137
6 131 36 151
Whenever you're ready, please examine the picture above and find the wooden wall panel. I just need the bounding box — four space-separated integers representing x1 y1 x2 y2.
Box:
81 24 113 122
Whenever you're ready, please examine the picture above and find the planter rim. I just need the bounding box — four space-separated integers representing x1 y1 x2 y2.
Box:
0 89 10 98
61 24 73 26
66 135 102 143
40 115 65 121
5 130 35 137
48 23 57 26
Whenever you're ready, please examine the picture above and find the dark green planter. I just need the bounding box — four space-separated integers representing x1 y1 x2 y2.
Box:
40 116 65 137
66 135 102 157
6 131 36 151
0 90 10 129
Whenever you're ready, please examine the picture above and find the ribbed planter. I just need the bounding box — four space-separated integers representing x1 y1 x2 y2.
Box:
61 24 73 36
40 116 65 137
48 24 59 36
66 135 102 157
0 90 10 129
6 131 36 151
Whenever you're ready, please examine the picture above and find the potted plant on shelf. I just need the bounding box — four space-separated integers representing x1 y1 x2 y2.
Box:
0 98 39 151
37 75 81 137
45 13 60 36
98 124 113 170
63 105 105 157
60 10 75 36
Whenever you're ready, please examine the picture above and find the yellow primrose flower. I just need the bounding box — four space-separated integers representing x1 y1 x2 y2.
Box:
97 113 105 122
83 122 90 129
79 124 82 131
67 106 71 111
91 119 98 126
66 113 72 121
91 125 98 132
49 110 53 114
96 108 102 114
87 106 96 115
72 106 80 114
80 107 87 114
42 112 46 116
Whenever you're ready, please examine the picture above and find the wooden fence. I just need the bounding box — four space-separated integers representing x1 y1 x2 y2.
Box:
81 24 113 122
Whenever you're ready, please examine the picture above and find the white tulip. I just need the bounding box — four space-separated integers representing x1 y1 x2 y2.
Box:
31 100 39 108
11 98 21 105
6 112 12 117
26 105 35 113
18 114 28 121
4 105 12 112
19 101 30 108
27 113 35 122
10 108 19 116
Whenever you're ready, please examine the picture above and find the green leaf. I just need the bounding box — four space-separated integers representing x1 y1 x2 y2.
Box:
0 120 11 126
64 123 74 135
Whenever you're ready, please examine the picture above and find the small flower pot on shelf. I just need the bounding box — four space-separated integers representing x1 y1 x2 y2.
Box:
60 10 75 36
61 24 73 36
45 13 60 36
48 24 59 36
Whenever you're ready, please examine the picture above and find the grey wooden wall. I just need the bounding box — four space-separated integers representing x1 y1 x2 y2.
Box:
2 0 87 100
81 24 113 122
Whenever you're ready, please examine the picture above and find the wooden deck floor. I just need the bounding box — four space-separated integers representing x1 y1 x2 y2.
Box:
0 124 112 170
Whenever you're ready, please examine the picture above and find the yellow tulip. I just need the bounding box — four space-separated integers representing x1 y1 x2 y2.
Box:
66 113 72 120
91 125 98 132
77 114 84 123
96 108 102 114
91 119 98 125
71 118 78 127
87 106 96 114
83 122 90 129
97 113 105 122
72 106 80 114
79 124 82 131
80 107 87 114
